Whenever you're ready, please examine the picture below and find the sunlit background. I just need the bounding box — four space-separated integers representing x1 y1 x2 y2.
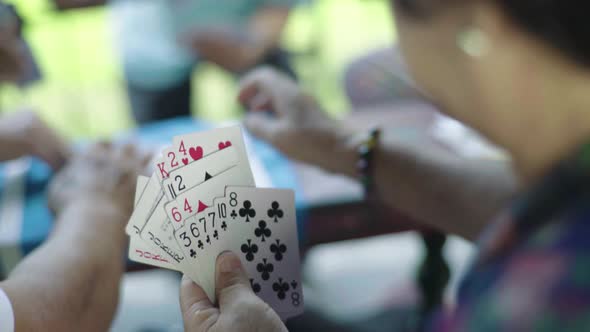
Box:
1 0 395 138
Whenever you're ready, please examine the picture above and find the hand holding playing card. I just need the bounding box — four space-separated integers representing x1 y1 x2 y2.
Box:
180 252 287 332
48 142 150 217
240 67 349 167
126 125 304 320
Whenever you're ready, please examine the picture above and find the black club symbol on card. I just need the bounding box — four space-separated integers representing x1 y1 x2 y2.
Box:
206 235 211 245
250 278 261 294
221 221 227 231
231 210 237 220
241 239 259 261
291 280 298 290
197 240 204 250
270 239 287 261
239 201 256 222
267 202 284 223
255 220 271 242
190 249 197 258
256 258 274 281
272 278 290 300
213 230 219 240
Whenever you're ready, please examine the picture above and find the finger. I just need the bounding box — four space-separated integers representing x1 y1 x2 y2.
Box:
180 275 218 332
243 113 280 144
83 141 112 160
215 251 255 310
238 67 281 111
33 146 63 171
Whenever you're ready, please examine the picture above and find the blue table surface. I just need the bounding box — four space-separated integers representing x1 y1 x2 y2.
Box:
0 118 307 267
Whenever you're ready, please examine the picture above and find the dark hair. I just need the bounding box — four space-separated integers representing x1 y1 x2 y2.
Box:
394 0 590 67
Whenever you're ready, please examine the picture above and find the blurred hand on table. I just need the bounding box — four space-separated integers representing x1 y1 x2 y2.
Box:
48 141 151 218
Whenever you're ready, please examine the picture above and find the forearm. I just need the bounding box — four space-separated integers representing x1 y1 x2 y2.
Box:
311 127 517 241
0 135 27 162
1 198 127 331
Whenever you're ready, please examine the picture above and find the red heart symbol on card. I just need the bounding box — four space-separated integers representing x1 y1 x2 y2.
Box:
181 158 189 165
218 141 232 150
197 201 208 213
189 146 204 161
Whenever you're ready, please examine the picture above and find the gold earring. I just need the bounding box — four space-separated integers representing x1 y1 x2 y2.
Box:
457 28 490 57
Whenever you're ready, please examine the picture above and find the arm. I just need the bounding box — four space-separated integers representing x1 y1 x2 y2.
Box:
303 126 517 240
0 111 71 169
0 199 126 332
186 6 291 73
0 142 147 331
239 68 518 241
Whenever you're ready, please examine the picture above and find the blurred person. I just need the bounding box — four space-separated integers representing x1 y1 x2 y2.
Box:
0 2 69 169
0 142 148 331
54 0 297 124
1 4 148 331
180 0 590 331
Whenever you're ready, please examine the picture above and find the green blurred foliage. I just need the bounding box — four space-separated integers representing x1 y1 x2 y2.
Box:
1 0 395 139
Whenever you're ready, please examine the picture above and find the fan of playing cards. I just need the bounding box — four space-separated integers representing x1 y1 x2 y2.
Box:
125 126 304 320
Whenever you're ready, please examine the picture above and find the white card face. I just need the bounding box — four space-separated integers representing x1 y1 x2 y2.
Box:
154 147 183 183
128 176 180 271
205 187 304 318
169 125 255 187
165 164 255 227
171 166 256 301
125 174 163 236
138 195 202 281
162 145 239 201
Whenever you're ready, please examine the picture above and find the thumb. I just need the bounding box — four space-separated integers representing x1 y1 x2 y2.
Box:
179 275 217 331
243 113 280 144
215 251 255 309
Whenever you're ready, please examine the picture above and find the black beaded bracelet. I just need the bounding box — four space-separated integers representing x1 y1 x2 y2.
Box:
357 128 381 201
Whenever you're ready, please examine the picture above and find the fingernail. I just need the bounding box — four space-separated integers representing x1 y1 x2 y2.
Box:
218 251 241 273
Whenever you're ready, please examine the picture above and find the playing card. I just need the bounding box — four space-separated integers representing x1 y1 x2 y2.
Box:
205 187 303 318
162 144 239 201
125 173 163 236
168 125 254 187
171 166 255 300
128 176 180 271
165 163 255 225
138 193 207 284
154 147 185 183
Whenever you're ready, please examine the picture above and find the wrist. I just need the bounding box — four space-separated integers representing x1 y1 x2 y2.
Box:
311 125 359 177
57 195 128 230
